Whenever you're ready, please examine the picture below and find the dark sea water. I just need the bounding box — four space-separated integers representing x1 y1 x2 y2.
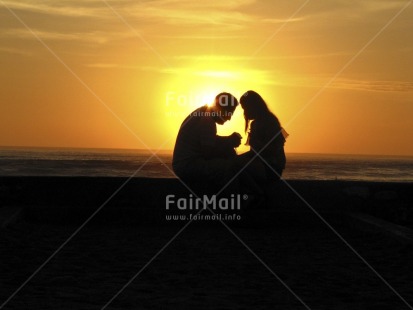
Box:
0 147 412 182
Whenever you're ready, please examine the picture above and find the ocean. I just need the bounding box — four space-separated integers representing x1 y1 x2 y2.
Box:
0 147 413 182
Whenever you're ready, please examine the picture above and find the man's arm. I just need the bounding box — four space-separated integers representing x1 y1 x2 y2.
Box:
216 133 241 149
199 119 241 158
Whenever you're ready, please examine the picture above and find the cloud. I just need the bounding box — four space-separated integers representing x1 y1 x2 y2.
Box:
172 55 249 61
133 0 256 11
2 0 409 29
149 34 245 40
262 76 413 92
261 17 305 24
1 0 256 24
0 46 32 56
85 62 280 84
85 63 142 69
1 28 132 44
0 0 257 40
122 1 254 29
170 52 354 62
286 76 413 92
86 62 413 93
361 0 410 12
331 79 413 92
284 0 412 28
0 0 108 18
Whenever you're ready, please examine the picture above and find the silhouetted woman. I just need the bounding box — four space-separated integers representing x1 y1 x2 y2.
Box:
238 90 287 181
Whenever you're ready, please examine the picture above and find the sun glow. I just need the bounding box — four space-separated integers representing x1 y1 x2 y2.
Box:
162 59 273 152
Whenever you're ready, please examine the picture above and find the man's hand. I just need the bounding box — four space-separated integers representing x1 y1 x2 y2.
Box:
228 132 242 147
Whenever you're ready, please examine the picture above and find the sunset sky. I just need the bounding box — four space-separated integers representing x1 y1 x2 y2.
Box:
1 0 412 156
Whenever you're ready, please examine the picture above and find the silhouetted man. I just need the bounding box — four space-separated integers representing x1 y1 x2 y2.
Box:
172 92 241 185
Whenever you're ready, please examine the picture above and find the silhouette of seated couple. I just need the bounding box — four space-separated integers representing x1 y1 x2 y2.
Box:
172 91 287 202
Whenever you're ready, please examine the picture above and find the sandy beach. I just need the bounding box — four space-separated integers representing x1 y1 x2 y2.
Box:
1 177 413 309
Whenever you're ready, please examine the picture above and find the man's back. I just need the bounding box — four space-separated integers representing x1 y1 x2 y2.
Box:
172 105 216 168
172 93 240 183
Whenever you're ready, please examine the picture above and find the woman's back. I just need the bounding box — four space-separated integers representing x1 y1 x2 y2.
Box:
248 112 286 172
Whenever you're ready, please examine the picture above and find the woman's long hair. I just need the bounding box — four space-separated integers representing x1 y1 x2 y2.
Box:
240 90 280 133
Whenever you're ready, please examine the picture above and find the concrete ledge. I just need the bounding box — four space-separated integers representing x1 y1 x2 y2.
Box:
23 204 342 228
1 176 411 208
0 206 23 228
349 213 413 244
0 177 411 227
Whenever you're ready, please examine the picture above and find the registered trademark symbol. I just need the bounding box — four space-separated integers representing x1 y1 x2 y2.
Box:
243 194 248 200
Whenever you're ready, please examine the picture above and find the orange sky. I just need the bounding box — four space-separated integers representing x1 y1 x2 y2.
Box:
1 0 413 155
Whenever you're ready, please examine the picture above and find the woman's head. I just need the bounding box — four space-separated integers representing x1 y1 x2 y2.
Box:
240 90 271 132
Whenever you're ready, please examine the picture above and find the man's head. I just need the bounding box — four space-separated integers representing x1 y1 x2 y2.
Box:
212 92 239 125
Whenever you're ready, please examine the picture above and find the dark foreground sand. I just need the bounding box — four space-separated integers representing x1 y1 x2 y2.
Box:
1 177 413 309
